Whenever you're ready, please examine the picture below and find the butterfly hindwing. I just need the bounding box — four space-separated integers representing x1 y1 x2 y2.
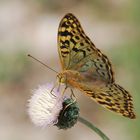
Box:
78 82 135 119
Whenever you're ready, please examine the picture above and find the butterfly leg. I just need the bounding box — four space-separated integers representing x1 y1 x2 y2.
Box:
70 88 75 98
61 75 69 95
70 88 77 102
61 89 77 115
50 81 59 97
62 85 68 95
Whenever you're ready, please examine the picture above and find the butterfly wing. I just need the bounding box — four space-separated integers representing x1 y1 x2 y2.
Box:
58 13 114 83
77 82 135 119
57 13 136 119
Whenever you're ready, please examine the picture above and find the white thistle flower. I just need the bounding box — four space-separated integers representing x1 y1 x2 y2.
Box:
28 83 65 128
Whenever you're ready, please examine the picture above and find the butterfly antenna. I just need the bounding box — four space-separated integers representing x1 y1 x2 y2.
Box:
28 54 58 74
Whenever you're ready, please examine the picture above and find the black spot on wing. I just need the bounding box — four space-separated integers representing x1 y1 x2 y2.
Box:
61 22 69 28
59 30 73 36
70 38 76 45
60 46 67 49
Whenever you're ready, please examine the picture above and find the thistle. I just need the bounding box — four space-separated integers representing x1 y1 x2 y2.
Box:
28 83 79 129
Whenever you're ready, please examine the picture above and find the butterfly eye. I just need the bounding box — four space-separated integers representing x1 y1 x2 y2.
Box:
60 77 66 83
57 73 66 83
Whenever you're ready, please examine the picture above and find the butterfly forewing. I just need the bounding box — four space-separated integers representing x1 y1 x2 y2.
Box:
58 13 114 83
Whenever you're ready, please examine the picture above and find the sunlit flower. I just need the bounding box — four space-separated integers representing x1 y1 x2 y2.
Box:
28 83 79 129
28 83 64 127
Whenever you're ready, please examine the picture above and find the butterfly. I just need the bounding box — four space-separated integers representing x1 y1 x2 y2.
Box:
57 13 136 119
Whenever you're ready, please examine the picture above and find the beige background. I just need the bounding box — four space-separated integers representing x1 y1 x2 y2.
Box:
0 0 139 140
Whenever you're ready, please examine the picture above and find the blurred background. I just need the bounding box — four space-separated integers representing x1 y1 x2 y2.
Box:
0 0 140 140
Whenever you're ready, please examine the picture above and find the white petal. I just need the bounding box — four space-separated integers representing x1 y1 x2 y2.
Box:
28 83 64 128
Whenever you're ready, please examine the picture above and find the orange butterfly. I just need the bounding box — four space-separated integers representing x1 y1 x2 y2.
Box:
57 13 136 119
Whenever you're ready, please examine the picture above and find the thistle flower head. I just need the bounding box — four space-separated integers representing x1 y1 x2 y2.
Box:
28 83 64 127
28 83 79 129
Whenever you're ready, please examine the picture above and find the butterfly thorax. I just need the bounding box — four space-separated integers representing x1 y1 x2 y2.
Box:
57 70 83 87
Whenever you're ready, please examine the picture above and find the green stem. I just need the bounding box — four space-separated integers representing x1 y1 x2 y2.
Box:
78 116 110 140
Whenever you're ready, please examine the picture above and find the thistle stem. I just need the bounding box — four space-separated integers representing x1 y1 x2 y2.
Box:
78 116 110 140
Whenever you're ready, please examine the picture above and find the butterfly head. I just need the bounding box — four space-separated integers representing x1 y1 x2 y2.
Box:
57 72 67 84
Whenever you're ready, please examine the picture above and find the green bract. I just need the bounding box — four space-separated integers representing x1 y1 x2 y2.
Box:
56 98 79 129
